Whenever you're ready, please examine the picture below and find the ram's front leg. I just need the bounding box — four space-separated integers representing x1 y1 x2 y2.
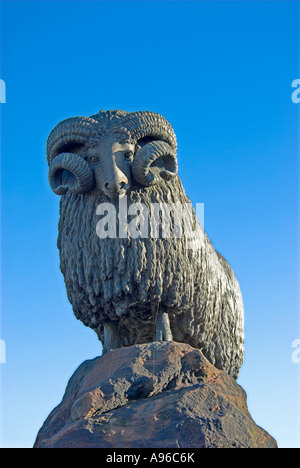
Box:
155 306 173 341
103 321 122 354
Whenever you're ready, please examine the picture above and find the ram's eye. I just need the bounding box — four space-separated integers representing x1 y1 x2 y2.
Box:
90 156 99 164
124 151 133 160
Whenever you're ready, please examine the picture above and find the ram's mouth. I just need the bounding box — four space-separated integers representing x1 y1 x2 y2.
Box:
103 188 127 200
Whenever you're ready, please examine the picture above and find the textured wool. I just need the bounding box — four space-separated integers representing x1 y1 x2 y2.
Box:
58 176 244 378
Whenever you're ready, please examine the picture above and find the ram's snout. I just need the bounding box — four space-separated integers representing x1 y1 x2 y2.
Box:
94 162 129 200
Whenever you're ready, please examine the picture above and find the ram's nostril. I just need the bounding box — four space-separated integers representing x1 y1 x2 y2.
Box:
104 181 126 192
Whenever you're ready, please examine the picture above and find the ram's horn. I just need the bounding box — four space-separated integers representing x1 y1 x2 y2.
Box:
48 152 95 195
123 111 178 185
46 116 98 165
131 141 177 186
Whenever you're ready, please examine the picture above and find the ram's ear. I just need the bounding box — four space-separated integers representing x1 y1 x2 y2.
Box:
131 140 178 187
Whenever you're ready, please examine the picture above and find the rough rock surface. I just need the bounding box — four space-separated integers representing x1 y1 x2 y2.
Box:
34 342 277 448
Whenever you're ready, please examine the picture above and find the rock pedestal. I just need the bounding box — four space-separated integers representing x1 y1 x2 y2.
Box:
34 342 277 448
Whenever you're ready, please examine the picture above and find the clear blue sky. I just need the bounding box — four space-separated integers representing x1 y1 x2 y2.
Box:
0 0 299 448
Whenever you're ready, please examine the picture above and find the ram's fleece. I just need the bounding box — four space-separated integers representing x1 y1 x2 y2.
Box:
47 110 244 379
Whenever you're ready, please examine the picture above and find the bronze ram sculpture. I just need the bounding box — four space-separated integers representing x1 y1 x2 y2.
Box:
47 110 244 379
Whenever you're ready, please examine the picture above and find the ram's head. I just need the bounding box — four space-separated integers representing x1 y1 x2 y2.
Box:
47 110 178 200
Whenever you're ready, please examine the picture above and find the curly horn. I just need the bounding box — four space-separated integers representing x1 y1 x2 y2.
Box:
47 116 98 196
131 141 178 186
46 116 99 165
123 111 178 186
48 153 95 195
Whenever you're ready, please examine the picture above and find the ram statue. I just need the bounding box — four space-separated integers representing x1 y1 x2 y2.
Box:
47 110 244 379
